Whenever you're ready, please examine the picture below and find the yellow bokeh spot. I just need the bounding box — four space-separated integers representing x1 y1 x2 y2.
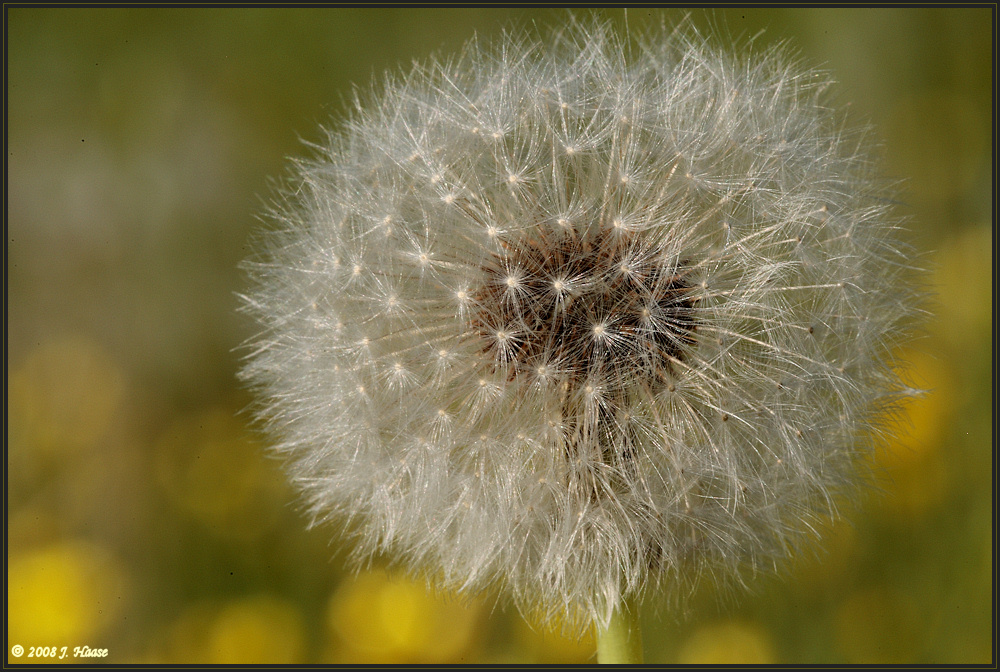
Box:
154 409 287 539
326 571 480 663
206 596 305 664
886 349 952 464
835 587 918 663
879 347 954 517
678 620 776 664
8 337 125 455
152 596 305 664
8 541 127 645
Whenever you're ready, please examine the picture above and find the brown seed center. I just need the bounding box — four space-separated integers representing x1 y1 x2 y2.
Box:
470 226 697 394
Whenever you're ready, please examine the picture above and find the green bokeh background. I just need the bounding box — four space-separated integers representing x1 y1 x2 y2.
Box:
7 8 992 664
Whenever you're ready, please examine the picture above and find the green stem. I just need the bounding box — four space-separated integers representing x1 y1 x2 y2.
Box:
597 596 643 664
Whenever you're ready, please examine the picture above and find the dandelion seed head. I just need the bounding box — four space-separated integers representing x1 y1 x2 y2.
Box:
240 18 923 634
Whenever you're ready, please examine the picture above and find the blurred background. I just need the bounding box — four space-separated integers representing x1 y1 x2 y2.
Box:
7 8 991 664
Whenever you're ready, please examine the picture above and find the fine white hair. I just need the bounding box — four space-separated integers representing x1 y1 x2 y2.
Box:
240 18 922 633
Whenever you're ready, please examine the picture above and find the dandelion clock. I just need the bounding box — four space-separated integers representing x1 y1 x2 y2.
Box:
240 17 923 663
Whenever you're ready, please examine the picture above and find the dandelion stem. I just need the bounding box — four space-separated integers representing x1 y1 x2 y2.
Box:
597 596 643 664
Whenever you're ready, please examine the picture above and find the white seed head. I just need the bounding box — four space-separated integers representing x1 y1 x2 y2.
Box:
240 19 923 634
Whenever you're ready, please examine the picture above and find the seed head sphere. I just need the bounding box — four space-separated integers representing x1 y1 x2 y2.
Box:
241 20 921 632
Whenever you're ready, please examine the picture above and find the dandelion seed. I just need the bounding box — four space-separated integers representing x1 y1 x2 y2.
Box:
240 17 923 653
